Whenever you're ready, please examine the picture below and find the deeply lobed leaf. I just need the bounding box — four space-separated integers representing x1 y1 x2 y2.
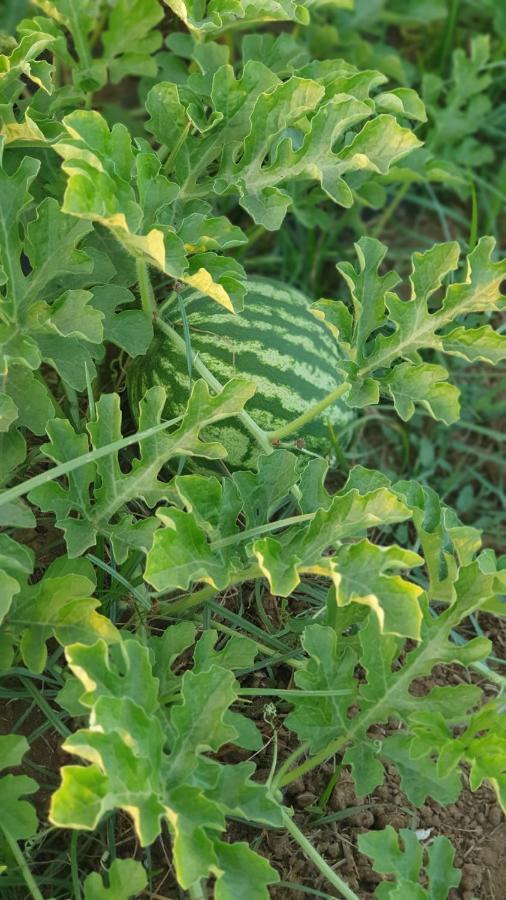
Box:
314 237 506 422
282 554 503 805
50 632 281 895
29 378 255 559
358 827 461 898
145 451 426 638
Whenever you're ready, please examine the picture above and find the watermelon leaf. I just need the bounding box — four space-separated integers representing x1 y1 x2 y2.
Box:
30 0 164 92
280 556 502 800
55 109 248 311
0 735 38 871
423 35 493 171
0 155 153 481
146 56 422 231
0 549 118 672
358 827 461 899
161 0 348 36
314 237 506 423
0 26 57 103
83 858 148 900
146 451 428 638
408 699 506 812
28 378 256 559
50 633 282 893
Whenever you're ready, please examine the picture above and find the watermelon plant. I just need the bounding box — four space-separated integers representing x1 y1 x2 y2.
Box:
0 2 505 898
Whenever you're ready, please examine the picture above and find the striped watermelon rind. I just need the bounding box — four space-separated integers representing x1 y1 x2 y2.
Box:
128 278 353 467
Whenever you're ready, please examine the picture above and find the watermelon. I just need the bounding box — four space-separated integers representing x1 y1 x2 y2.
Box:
128 278 352 467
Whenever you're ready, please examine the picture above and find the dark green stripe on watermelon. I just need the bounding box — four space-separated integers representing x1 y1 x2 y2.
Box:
128 278 352 467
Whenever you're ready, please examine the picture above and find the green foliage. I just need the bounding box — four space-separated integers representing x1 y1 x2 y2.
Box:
30 0 164 92
423 35 494 170
145 452 426 637
0 735 38 871
0 2 504 898
0 545 118 670
28 378 255 558
358 827 461 898
164 0 353 36
409 699 506 810
0 153 152 482
51 633 281 895
83 859 148 900
315 237 506 422
282 552 503 805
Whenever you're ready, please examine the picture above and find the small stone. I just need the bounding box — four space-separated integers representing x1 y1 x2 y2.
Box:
463 863 480 876
328 791 341 811
374 813 390 828
461 864 480 889
296 791 317 808
350 810 374 828
489 806 502 826
269 836 289 857
482 847 496 867
286 778 305 796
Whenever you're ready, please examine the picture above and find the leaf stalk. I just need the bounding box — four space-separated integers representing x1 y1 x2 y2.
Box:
0 827 45 900
282 812 359 900
268 382 350 442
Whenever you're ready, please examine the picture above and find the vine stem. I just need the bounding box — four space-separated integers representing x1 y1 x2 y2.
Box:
136 259 157 316
370 181 410 239
163 121 191 174
70 831 82 900
267 382 349 442
282 812 359 900
154 583 217 613
0 414 184 507
210 513 315 550
0 827 45 900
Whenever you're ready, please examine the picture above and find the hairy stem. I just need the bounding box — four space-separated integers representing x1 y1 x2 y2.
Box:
268 382 350 442
0 415 183 507
70 831 82 900
371 181 410 239
136 259 157 316
282 812 359 900
210 513 315 550
163 121 191 174
0 827 45 900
